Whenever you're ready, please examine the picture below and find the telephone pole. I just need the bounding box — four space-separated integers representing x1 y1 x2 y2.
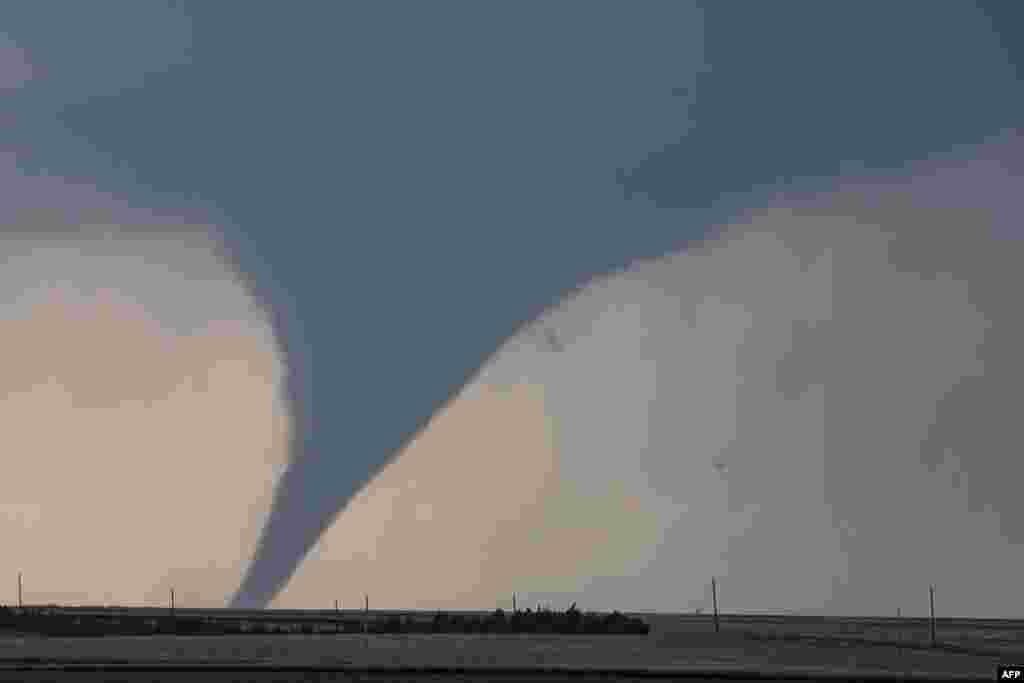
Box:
17 572 22 609
929 585 936 647
711 577 720 633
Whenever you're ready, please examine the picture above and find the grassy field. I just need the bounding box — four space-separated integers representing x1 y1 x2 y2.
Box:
0 610 1018 680
644 612 1024 656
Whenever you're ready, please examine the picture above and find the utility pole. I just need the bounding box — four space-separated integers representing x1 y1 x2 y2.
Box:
17 572 22 609
897 607 902 657
513 592 517 612
711 577 720 633
170 588 175 616
929 585 936 647
335 599 339 613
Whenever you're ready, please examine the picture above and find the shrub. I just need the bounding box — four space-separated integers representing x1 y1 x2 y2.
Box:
173 618 203 635
431 611 448 633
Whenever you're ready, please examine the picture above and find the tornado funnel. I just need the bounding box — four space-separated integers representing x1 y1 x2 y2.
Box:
221 1 1018 610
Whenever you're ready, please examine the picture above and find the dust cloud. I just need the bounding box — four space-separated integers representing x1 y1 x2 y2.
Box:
0 157 290 608
282 131 1024 617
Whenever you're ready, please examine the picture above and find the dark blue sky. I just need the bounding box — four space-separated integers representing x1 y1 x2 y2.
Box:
4 1 1021 607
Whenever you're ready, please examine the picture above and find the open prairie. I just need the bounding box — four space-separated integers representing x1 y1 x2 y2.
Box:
0 610 1018 680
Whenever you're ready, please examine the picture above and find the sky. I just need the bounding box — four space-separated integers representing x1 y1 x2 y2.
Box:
1 1 1022 616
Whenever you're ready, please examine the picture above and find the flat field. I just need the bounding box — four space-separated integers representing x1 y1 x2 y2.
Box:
0 611 1019 681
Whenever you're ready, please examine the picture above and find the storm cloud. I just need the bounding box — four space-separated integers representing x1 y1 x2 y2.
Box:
282 131 1023 617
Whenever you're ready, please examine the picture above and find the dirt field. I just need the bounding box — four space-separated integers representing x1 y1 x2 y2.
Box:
0 631 1006 679
0 612 1018 681
0 669 943 683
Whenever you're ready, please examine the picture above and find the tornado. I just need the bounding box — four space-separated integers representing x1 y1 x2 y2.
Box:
6 0 1015 611
222 1 1022 609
